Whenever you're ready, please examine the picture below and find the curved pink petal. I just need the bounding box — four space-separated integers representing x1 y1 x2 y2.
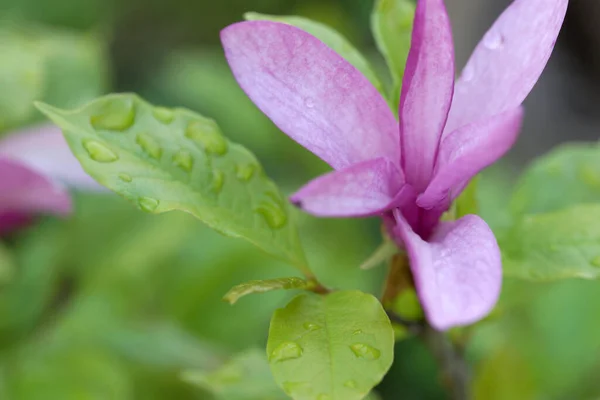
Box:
444 0 568 134
221 21 399 170
0 123 100 190
290 158 407 217
0 158 72 218
399 0 455 192
0 212 34 235
417 107 524 209
393 210 501 330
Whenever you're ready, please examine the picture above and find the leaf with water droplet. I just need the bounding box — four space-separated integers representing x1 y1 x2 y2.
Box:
118 173 132 182
223 277 315 305
34 94 309 274
235 163 256 182
267 291 394 400
83 139 118 163
245 13 384 96
182 349 288 400
138 197 159 213
152 106 175 124
502 204 600 281
90 97 136 131
371 0 415 110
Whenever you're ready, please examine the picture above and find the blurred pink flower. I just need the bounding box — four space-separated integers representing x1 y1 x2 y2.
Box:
221 0 568 329
0 123 99 234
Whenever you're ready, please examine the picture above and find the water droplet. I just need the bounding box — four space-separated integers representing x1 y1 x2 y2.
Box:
269 341 302 362
461 64 475 82
304 98 315 108
211 170 225 193
172 150 193 172
136 133 163 160
344 380 357 389
352 329 363 335
591 256 600 268
483 30 504 50
138 197 159 213
282 382 311 396
235 163 256 181
303 322 321 331
118 173 132 182
255 194 287 229
317 394 331 400
152 107 175 124
185 120 228 155
349 343 381 360
83 140 118 163
90 97 136 131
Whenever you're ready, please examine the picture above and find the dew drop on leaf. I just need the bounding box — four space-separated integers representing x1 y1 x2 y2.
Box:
235 163 256 182
349 343 381 360
172 150 194 172
255 198 287 229
303 322 321 331
269 341 303 362
185 119 228 155
344 380 357 389
282 381 311 397
136 133 163 160
211 169 225 193
152 107 175 124
118 173 132 183
138 197 159 213
83 140 118 163
90 97 136 131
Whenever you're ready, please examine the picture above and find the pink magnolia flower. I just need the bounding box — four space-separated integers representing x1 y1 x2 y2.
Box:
0 123 99 234
221 0 568 329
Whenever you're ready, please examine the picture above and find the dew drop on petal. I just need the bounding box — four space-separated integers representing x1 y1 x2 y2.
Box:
461 64 475 82
349 343 381 360
483 30 504 50
269 341 302 362
83 140 118 163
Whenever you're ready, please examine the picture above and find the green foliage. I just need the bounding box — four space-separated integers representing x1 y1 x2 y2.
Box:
224 277 316 304
182 349 287 400
267 291 394 400
371 0 415 108
36 94 310 273
245 13 384 95
502 204 600 281
0 22 109 132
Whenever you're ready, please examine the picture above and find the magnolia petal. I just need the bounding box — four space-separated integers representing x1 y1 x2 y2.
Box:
399 0 454 191
418 107 524 209
0 123 100 190
445 0 568 134
0 158 72 217
290 158 405 217
221 21 399 170
393 210 501 330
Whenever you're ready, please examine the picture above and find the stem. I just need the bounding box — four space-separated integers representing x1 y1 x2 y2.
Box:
422 324 471 400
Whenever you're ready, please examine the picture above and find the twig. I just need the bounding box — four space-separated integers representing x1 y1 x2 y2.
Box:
422 324 471 400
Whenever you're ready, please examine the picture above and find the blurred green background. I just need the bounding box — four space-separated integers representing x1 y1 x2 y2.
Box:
1 0 599 399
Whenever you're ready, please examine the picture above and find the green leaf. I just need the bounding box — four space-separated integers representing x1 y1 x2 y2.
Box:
511 143 600 215
267 291 394 400
35 94 310 274
502 204 600 281
455 176 480 219
223 277 315 305
0 29 45 131
245 12 384 95
371 0 415 108
182 349 287 400
0 243 14 284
